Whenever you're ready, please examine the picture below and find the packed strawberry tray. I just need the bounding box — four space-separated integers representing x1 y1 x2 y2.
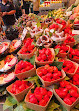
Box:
1 6 79 111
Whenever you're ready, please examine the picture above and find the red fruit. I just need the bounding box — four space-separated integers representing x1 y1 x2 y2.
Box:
41 76 46 81
46 73 53 78
37 48 52 62
15 89 21 94
53 73 59 79
46 78 51 82
69 89 78 98
47 91 52 97
39 99 47 106
35 94 43 101
53 66 58 72
19 84 26 92
44 95 49 102
66 85 72 90
60 81 66 88
38 71 43 77
63 97 72 105
70 97 76 103
40 87 47 95
29 97 38 104
62 88 68 94
29 94 35 99
14 80 22 87
57 71 62 77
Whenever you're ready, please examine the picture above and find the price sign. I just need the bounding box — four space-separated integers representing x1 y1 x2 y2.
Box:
21 28 27 41
72 30 79 35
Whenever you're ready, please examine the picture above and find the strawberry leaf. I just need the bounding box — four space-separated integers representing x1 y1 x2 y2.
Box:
54 48 59 56
36 22 41 28
52 61 63 70
25 76 39 81
49 32 52 37
75 103 79 109
14 104 24 111
73 35 79 43
25 55 35 65
46 100 60 111
7 96 17 105
3 97 14 111
64 76 70 81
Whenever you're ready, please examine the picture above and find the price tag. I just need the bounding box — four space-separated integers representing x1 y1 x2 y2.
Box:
21 28 27 41
72 30 79 35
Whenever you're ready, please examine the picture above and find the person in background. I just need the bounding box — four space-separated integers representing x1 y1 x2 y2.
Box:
0 0 16 31
33 0 40 15
12 0 22 19
0 7 4 32
21 0 31 14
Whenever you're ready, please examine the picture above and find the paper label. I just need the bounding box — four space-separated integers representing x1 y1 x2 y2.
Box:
21 28 27 41
72 30 79 35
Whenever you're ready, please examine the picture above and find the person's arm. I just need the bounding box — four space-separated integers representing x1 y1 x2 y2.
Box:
7 10 16 15
2 10 16 16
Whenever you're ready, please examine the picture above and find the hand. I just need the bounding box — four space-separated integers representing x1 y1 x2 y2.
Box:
2 12 8 16
0 12 2 17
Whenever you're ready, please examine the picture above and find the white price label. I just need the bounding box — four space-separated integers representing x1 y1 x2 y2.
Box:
21 28 27 41
72 30 79 35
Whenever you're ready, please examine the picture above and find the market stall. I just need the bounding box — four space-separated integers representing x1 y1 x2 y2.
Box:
0 0 79 111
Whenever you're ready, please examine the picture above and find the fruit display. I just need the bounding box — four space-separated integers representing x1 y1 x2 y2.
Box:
26 87 52 106
0 41 10 54
5 28 19 40
0 1 79 111
0 72 15 85
37 65 62 82
69 48 79 63
36 64 66 87
15 60 34 74
55 44 70 58
54 81 79 105
37 48 53 62
18 38 36 59
9 80 32 94
64 34 75 47
9 39 21 53
0 54 17 72
70 73 79 86
18 43 34 55
59 59 77 75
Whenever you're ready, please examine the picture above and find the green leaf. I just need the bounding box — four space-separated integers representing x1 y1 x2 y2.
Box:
73 35 79 43
25 76 39 81
54 57 58 61
0 86 6 93
54 49 59 56
52 61 63 70
7 96 17 105
46 100 60 111
49 32 52 37
75 103 79 109
25 56 35 65
35 79 41 87
26 33 31 38
36 22 41 28
64 76 70 81
26 108 34 111
60 104 67 111
14 104 24 111
3 97 14 111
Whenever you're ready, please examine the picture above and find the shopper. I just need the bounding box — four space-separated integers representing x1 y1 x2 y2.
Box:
13 0 22 19
33 0 40 15
0 0 16 31
21 0 31 14
0 7 4 32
